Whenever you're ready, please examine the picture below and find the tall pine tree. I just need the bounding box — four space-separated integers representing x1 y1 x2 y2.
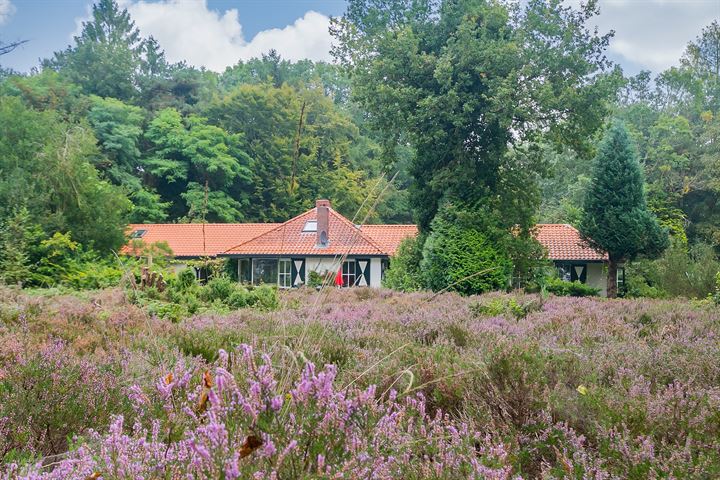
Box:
580 121 669 297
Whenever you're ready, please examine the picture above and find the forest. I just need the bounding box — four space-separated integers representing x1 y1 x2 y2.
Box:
0 0 718 299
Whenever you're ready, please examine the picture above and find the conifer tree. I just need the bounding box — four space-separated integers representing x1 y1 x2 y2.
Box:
580 122 669 297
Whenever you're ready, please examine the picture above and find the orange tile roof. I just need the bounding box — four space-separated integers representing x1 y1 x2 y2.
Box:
224 208 391 256
534 224 608 261
361 224 419 256
122 223 278 258
121 217 604 262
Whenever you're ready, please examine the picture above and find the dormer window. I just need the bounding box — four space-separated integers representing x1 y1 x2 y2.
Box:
302 220 317 232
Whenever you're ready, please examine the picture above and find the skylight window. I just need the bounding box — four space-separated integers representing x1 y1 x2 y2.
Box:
302 220 317 233
130 229 147 238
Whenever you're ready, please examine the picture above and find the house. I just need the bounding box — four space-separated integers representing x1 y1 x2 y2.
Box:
124 200 418 288
534 223 611 296
124 201 611 293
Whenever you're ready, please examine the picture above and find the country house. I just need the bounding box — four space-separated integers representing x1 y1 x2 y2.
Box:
124 200 611 293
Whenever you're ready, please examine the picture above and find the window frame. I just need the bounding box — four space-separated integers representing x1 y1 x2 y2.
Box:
238 258 251 284
342 260 356 287
252 258 279 286
278 258 292 289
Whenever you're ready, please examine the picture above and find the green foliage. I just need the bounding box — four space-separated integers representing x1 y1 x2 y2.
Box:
421 204 512 295
144 108 252 221
202 83 395 222
0 96 131 252
132 271 280 321
626 241 720 299
470 296 544 319
307 270 334 288
544 277 600 297
0 208 36 286
45 0 144 100
580 121 669 296
382 236 423 292
333 0 620 231
32 232 124 289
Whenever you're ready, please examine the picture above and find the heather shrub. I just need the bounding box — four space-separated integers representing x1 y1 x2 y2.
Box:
0 341 130 463
11 345 514 479
3 287 720 477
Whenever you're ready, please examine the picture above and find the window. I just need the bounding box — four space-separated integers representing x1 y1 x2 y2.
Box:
278 259 292 288
238 258 251 284
342 260 356 287
557 263 572 282
302 220 317 232
381 258 390 280
130 229 146 238
556 262 587 283
252 259 278 285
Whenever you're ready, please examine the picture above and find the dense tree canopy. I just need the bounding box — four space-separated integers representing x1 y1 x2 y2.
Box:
332 0 621 231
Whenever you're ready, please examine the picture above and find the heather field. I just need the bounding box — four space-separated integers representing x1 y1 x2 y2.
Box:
1 286 719 479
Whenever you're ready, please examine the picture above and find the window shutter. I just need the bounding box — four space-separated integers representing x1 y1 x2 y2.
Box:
571 264 587 283
291 258 305 287
355 259 370 287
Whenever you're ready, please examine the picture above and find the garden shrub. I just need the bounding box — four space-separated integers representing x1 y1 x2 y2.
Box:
383 236 424 291
470 296 543 319
421 207 512 295
133 272 280 321
545 277 600 297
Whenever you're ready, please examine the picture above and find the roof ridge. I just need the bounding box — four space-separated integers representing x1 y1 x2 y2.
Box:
223 209 315 253
329 208 387 255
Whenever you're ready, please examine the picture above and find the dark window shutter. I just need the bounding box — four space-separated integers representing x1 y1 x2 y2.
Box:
291 258 305 286
355 259 370 287
571 264 587 283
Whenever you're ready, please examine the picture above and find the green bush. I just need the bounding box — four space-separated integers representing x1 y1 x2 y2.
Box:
627 241 720 298
138 273 280 321
545 277 600 297
421 205 512 295
383 236 424 292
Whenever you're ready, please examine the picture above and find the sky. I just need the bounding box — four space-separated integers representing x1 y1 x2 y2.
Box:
0 0 718 75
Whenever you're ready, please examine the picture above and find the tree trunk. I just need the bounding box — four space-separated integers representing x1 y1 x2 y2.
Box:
607 258 618 299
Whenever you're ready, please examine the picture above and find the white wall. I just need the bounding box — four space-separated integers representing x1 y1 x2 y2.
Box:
586 263 606 296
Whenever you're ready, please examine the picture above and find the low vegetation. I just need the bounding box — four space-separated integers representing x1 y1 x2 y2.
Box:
2 287 719 478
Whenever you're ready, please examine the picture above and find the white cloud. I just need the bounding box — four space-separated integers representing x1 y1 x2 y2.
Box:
579 0 719 72
112 0 333 71
0 0 15 25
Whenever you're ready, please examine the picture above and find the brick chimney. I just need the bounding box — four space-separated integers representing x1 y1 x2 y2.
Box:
316 199 330 247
